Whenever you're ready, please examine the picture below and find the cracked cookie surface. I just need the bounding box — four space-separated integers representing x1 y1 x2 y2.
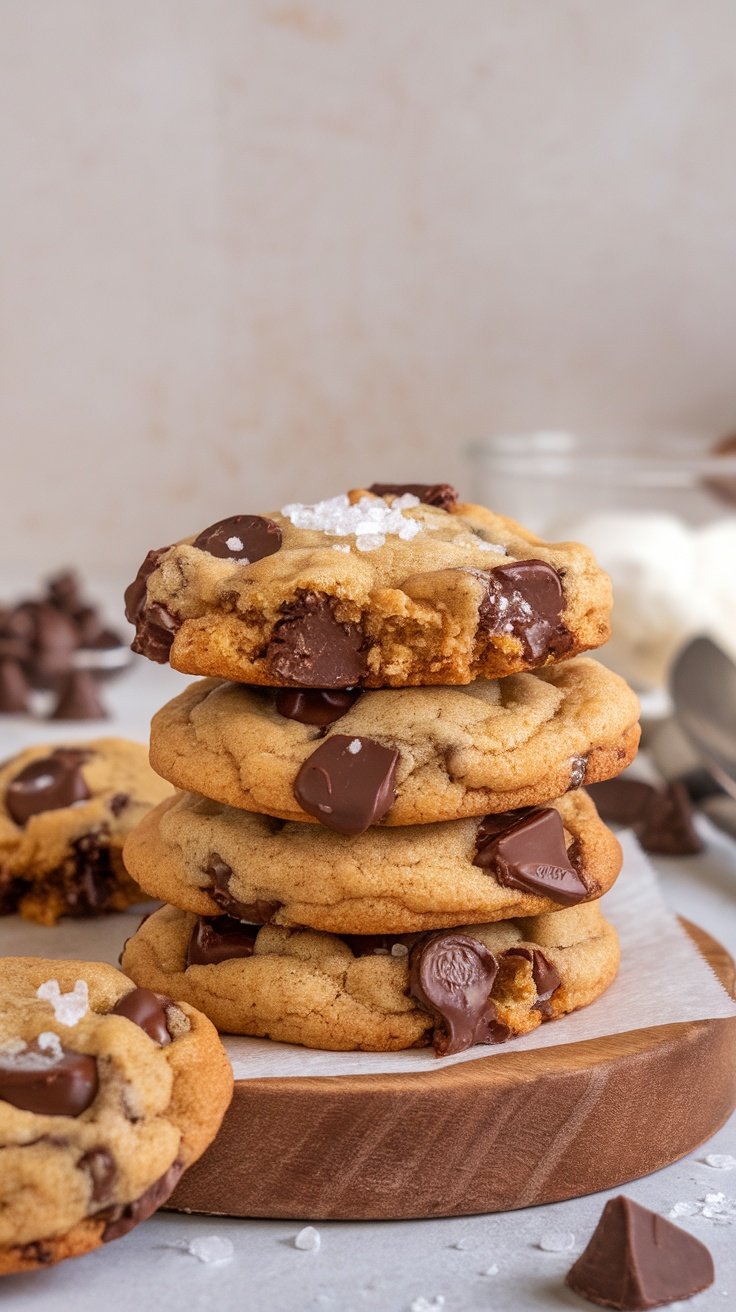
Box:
149 659 639 829
0 958 232 1274
120 901 620 1052
0 739 173 923
124 490 612 687
123 789 621 934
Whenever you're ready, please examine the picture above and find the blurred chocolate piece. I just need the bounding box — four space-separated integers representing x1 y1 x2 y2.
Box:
566 1195 714 1309
705 433 736 506
0 659 31 713
25 603 79 689
636 781 703 856
587 779 656 827
50 670 108 721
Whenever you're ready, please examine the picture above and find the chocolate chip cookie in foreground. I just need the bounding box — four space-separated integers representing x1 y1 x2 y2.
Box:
0 958 232 1274
124 790 621 934
124 488 612 687
0 739 173 924
121 901 619 1052
149 658 639 829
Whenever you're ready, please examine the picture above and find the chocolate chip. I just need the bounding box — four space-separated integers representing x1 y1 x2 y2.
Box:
49 670 107 721
0 1043 98 1116
192 514 282 562
477 559 571 662
64 832 116 916
566 1195 714 1310
275 687 362 726
6 748 91 826
473 807 588 906
266 593 367 688
203 852 282 922
187 915 259 966
100 1160 183 1241
586 778 656 826
0 659 31 713
109 793 129 817
111 988 172 1046
636 780 703 856
505 946 561 1016
409 932 504 1056
293 734 399 834
124 547 170 627
124 547 180 664
79 1147 117 1204
368 482 459 510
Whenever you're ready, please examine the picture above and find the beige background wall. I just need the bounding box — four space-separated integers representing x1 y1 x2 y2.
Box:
2 0 736 573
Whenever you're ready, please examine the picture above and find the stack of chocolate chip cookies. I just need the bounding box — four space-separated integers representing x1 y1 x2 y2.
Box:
120 484 640 1056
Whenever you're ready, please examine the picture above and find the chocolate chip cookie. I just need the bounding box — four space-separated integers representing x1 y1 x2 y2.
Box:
123 789 620 934
148 658 639 831
120 900 620 1053
0 957 232 1274
124 486 612 688
0 739 173 923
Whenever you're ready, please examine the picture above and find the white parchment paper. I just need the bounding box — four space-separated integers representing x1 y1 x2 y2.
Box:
224 831 736 1080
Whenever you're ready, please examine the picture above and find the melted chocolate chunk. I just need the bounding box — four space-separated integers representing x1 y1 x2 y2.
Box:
50 670 107 721
275 687 362 726
566 1195 714 1310
79 1147 117 1203
192 514 282 562
101 1160 183 1241
266 594 367 688
111 988 172 1046
0 1043 98 1116
6 748 91 826
368 482 458 510
294 734 399 834
187 915 259 966
478 560 572 662
505 946 561 1016
62 831 117 916
124 547 170 627
409 932 503 1056
474 807 588 907
0 658 31 713
124 547 180 664
204 853 282 922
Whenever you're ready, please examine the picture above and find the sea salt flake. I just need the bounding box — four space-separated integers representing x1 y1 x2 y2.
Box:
670 1201 699 1218
332 544 351 553
36 979 89 1027
704 1155 736 1171
391 943 409 957
538 1230 575 1252
184 1235 234 1264
294 1226 321 1251
37 1032 63 1059
225 536 244 553
356 533 385 552
347 739 362 754
409 1298 445 1312
481 1264 499 1276
281 493 424 552
0 1038 26 1057
450 1237 474 1250
475 540 505 552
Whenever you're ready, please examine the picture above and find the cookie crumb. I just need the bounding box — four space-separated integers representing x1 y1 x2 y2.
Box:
36 979 89 1026
294 1225 321 1252
538 1230 575 1252
184 1235 234 1264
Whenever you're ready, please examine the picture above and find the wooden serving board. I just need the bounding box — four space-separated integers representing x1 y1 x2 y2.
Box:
169 921 736 1221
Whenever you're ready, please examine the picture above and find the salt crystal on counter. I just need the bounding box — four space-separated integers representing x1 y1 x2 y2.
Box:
703 1154 736 1171
409 1298 445 1312
185 1235 234 1264
538 1230 576 1252
294 1226 321 1251
36 979 89 1026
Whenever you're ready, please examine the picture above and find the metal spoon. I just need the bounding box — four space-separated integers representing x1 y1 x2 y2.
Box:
671 636 736 801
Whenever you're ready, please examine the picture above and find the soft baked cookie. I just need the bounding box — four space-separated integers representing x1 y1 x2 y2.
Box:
149 659 640 831
124 485 612 687
0 958 232 1274
123 790 621 934
120 901 620 1053
0 739 172 924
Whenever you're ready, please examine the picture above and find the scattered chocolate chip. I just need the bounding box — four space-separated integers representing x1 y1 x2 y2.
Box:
294 734 399 834
79 1147 117 1204
49 670 108 721
473 808 588 906
0 658 31 713
203 853 281 922
111 988 172 1046
187 915 259 966
368 482 459 510
636 780 703 856
6 748 91 826
566 1195 714 1310
192 514 282 562
275 687 362 726
586 779 656 826
409 932 504 1056
477 560 572 662
109 792 129 817
0 1043 98 1116
505 946 561 1016
266 593 367 688
100 1160 184 1241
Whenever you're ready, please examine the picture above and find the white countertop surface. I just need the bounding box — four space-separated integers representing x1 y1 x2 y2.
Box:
1 654 735 1312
